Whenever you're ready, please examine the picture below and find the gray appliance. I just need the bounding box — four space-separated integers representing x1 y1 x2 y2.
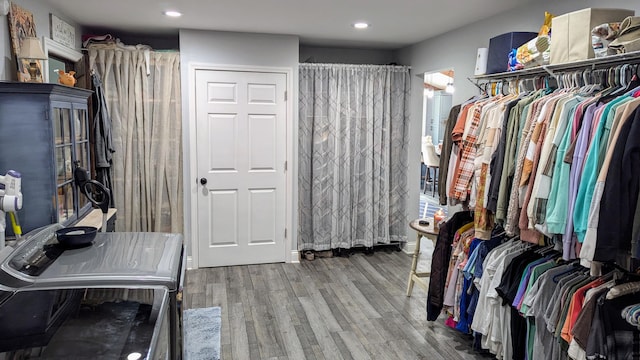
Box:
0 284 171 359
0 224 185 359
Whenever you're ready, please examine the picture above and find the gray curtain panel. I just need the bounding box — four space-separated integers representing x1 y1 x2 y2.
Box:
298 64 410 251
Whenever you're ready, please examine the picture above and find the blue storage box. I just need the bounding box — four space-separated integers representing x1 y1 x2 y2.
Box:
487 32 538 74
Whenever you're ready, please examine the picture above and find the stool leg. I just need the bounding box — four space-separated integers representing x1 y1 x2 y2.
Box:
423 169 428 194
431 167 438 197
432 167 436 197
406 233 421 296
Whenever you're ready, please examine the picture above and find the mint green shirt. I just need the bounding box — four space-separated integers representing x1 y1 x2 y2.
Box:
546 104 579 234
573 95 631 242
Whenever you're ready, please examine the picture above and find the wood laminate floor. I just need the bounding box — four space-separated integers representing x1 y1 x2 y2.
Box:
183 249 491 360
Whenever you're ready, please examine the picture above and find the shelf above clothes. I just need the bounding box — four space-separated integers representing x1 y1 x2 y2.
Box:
474 50 640 80
467 50 640 94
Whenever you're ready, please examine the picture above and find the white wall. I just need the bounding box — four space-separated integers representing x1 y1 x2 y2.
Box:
1 0 82 81
397 0 640 240
179 29 300 265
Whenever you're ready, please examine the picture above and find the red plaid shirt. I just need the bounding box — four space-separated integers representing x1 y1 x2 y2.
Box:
451 104 484 200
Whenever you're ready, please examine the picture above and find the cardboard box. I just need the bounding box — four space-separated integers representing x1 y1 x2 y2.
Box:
550 8 635 64
487 32 538 74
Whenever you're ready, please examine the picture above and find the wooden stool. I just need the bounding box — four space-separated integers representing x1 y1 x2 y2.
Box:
406 219 438 296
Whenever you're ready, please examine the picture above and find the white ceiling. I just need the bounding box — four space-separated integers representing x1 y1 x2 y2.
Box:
44 0 535 49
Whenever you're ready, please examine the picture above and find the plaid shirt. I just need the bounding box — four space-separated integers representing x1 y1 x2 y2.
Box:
451 104 484 201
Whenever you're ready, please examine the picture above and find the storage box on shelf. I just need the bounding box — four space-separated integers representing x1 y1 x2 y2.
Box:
487 32 538 74
550 8 635 65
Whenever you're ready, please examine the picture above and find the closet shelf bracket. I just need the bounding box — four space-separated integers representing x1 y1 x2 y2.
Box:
467 77 486 94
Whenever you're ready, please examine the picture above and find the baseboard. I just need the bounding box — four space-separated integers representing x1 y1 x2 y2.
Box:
403 241 416 255
290 250 300 263
189 248 401 268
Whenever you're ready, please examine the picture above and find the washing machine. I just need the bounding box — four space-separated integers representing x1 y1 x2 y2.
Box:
0 283 171 359
0 224 185 359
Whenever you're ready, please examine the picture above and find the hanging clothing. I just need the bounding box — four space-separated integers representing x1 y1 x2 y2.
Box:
580 97 640 268
426 210 474 321
91 71 116 205
596 107 640 261
432 63 640 360
439 104 461 205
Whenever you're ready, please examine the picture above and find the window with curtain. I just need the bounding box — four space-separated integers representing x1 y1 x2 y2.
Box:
88 44 183 233
298 63 411 251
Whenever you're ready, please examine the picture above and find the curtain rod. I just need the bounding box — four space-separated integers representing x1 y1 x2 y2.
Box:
299 63 410 70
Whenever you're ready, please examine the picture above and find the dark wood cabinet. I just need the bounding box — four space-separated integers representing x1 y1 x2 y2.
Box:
0 82 92 236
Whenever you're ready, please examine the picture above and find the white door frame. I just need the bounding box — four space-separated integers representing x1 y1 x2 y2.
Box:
187 63 296 269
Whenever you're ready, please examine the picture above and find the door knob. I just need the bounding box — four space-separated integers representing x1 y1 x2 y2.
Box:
200 178 207 185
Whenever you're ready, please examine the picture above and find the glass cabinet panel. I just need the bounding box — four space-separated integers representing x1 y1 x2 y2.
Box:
73 109 91 213
53 109 62 145
57 182 74 222
54 145 73 181
53 106 91 225
53 108 72 145
74 109 87 141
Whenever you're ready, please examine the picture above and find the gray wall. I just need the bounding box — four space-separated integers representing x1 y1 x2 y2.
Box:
398 0 640 225
1 0 82 81
179 29 300 261
83 27 180 50
300 45 398 65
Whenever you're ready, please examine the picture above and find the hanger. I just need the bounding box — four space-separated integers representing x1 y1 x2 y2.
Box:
577 68 600 95
524 78 534 92
555 74 563 90
552 261 584 282
582 68 591 87
621 64 640 93
601 261 630 275
596 65 623 104
512 79 522 95
596 68 608 88
606 281 640 299
578 70 585 87
534 243 556 255
600 64 640 102
501 79 509 95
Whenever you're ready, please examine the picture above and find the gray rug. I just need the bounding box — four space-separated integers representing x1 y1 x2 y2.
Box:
183 306 221 360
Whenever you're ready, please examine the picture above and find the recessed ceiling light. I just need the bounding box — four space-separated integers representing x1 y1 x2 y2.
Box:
164 10 182 17
353 22 369 29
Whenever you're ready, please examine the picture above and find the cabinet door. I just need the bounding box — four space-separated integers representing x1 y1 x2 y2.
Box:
52 104 91 224
53 106 75 223
73 107 90 212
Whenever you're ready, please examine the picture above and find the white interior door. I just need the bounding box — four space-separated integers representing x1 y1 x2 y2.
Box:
195 69 287 267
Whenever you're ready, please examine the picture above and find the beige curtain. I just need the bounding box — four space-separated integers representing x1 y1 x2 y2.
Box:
88 45 182 233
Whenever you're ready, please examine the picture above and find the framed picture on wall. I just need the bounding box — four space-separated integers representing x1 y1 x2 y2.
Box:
7 3 42 82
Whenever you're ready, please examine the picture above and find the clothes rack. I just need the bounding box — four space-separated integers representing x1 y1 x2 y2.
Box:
430 47 640 360
470 50 640 92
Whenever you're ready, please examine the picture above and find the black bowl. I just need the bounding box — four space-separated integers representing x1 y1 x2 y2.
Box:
55 226 98 248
